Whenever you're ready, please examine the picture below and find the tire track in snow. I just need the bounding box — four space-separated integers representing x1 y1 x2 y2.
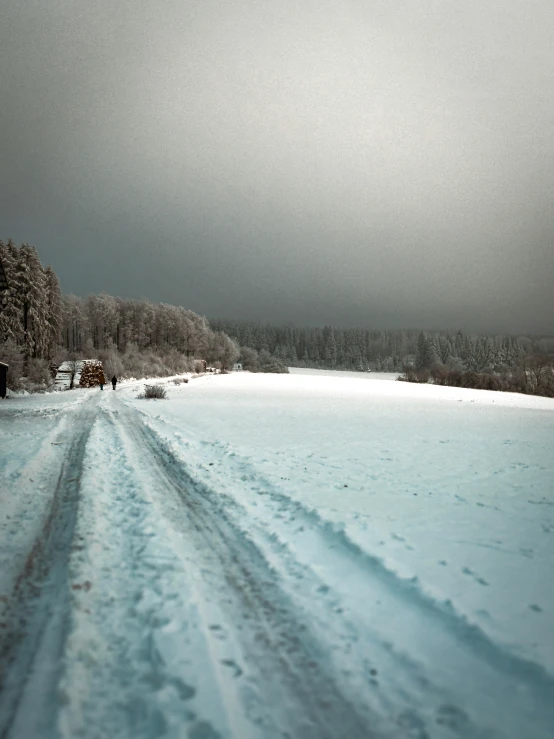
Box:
107 398 379 739
0 395 98 739
128 409 554 739
56 402 215 739
252 498 554 739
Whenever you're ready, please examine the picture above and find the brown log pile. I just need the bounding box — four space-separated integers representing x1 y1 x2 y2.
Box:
79 360 106 387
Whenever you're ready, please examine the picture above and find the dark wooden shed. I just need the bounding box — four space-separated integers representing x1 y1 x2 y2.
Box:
0 362 8 399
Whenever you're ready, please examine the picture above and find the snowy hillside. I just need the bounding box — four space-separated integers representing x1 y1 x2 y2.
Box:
1 369 553 738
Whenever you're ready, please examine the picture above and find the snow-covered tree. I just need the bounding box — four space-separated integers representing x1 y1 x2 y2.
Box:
323 325 337 366
206 331 240 370
44 266 63 358
240 345 259 371
87 293 120 350
62 294 88 353
0 240 23 344
15 244 48 360
416 332 440 369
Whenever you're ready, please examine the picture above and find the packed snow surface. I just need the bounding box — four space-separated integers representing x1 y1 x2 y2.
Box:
0 369 553 738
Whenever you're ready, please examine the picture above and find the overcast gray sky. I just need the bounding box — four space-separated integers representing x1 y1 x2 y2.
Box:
1 0 553 334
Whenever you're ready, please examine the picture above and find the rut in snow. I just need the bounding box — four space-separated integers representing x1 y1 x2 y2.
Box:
0 397 98 739
78 400 380 739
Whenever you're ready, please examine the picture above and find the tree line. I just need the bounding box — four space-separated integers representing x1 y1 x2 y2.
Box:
0 239 240 389
210 318 553 373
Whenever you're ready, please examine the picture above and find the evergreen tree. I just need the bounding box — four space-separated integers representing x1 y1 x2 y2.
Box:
17 244 47 360
415 332 440 368
0 240 23 344
44 266 63 358
416 332 428 369
62 294 88 353
323 325 337 366
438 335 452 364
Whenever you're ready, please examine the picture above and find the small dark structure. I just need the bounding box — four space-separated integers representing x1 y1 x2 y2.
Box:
0 362 8 399
0 256 8 293
1 259 10 398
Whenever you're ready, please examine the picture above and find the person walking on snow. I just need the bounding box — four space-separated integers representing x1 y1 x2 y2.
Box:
111 375 117 390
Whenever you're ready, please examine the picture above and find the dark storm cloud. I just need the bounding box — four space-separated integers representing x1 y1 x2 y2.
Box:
1 0 553 333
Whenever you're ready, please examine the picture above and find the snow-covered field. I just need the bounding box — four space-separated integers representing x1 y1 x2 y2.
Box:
1 369 553 738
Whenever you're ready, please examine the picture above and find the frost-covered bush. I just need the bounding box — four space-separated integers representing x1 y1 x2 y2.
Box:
138 384 167 399
257 350 289 374
98 343 125 380
102 343 195 381
25 358 53 386
240 345 259 372
2 354 53 394
235 346 289 373
160 347 194 376
120 342 147 378
399 367 430 383
238 345 289 373
258 359 289 373
1 339 25 390
400 362 554 398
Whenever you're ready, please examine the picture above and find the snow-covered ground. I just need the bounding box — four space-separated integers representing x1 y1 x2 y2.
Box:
1 369 553 738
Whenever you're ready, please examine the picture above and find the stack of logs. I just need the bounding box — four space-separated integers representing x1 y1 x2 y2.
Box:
79 360 106 387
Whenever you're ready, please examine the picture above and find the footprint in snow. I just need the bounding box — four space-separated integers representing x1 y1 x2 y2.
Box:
71 580 92 592
220 659 243 678
171 677 196 701
462 567 489 586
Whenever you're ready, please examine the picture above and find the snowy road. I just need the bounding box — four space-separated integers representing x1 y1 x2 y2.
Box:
1 380 554 738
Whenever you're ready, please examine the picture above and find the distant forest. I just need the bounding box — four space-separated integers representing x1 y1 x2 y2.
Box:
210 319 554 373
